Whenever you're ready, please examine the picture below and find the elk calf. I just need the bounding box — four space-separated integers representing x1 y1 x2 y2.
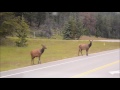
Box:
30 44 47 65
78 40 93 56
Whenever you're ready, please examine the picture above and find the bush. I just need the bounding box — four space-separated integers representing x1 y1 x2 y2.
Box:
16 36 28 47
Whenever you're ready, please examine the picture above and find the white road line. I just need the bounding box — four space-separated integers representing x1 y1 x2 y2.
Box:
109 70 120 75
0 50 119 78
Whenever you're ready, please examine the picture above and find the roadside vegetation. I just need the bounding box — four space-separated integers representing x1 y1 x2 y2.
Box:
0 37 119 71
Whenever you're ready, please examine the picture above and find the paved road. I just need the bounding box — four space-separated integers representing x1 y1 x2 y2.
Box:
94 40 120 42
0 49 120 78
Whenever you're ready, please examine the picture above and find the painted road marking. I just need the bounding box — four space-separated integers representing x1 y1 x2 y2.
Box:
0 50 119 78
71 60 120 78
109 70 120 75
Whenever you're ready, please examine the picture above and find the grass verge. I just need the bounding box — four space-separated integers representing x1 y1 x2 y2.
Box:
0 37 120 71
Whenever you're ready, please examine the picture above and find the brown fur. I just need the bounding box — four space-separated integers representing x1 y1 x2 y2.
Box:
78 40 93 56
31 44 47 65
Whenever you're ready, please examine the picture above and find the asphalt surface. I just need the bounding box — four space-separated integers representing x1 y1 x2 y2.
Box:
0 49 120 78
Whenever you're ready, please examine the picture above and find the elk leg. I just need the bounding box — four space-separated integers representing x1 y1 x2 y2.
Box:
86 49 88 56
81 49 83 56
31 57 34 65
78 49 80 56
38 57 41 64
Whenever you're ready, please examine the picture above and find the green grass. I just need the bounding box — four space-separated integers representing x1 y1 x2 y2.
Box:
0 37 120 71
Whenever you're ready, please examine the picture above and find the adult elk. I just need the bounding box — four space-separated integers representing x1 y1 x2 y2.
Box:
30 44 47 65
78 40 93 56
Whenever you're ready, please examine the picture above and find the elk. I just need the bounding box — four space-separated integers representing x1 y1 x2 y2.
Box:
78 40 93 56
30 44 47 65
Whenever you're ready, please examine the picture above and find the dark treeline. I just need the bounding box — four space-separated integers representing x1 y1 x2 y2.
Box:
0 12 120 41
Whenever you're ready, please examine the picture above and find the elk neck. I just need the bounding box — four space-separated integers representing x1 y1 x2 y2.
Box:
88 41 92 48
40 48 45 54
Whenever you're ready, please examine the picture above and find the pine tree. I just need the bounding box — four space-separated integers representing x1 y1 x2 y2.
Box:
15 17 29 47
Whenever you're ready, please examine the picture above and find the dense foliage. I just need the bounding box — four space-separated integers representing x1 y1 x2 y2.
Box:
0 12 120 44
0 12 29 46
